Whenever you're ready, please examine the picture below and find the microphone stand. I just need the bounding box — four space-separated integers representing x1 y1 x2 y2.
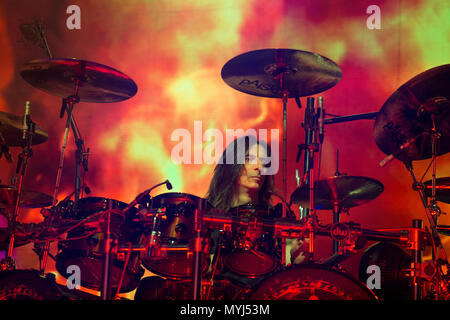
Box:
404 115 447 300
40 84 81 275
295 96 323 261
3 113 35 268
192 197 207 300
101 199 113 300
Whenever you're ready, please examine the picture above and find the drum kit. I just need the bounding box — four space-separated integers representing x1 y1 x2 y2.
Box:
0 40 449 300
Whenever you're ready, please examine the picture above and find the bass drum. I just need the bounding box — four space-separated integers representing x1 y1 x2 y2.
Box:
0 270 60 300
250 265 377 300
56 197 144 293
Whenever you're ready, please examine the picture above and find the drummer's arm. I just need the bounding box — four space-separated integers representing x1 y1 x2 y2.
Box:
290 238 309 265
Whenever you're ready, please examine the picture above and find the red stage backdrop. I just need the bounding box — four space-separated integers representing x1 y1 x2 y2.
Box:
0 0 449 298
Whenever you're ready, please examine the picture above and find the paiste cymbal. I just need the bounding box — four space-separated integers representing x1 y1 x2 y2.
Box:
424 177 450 204
0 110 48 147
374 64 450 163
221 49 342 98
290 176 384 210
0 185 53 209
20 58 138 103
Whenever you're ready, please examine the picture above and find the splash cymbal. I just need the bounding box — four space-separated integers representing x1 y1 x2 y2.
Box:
20 58 138 103
290 176 384 210
221 49 342 98
374 64 450 163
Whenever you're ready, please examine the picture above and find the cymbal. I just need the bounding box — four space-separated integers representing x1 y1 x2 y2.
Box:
0 185 53 209
0 111 48 147
221 49 342 98
0 228 30 250
20 58 138 103
424 177 450 204
374 64 450 163
290 176 384 210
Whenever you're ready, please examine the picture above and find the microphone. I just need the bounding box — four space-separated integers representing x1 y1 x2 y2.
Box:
317 96 324 143
123 179 173 214
379 135 421 167
23 101 30 140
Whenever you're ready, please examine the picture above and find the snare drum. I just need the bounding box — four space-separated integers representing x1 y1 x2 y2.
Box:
140 193 210 279
55 197 144 293
220 205 280 278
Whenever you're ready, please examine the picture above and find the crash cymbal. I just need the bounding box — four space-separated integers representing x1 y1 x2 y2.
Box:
0 185 53 209
0 228 30 250
221 49 342 98
290 176 384 210
424 177 450 204
20 58 138 103
0 111 48 147
374 64 450 163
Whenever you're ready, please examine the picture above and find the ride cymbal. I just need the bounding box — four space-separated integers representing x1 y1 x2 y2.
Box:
221 49 342 98
374 64 450 164
290 176 384 210
20 58 138 103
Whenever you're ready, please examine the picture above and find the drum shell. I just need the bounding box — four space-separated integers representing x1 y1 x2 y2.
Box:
359 241 412 300
221 206 280 277
250 264 377 300
56 197 144 293
140 193 210 279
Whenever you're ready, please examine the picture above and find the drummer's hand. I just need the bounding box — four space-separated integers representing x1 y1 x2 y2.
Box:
290 238 309 265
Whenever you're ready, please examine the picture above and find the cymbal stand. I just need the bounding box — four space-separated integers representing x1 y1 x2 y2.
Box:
71 115 89 213
273 63 289 219
192 198 207 300
40 80 81 274
101 199 113 300
405 121 447 300
2 104 35 269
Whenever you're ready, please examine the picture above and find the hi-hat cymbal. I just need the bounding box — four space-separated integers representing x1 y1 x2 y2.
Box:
374 64 450 163
221 49 342 98
290 176 384 210
424 177 450 204
0 185 53 210
0 111 48 147
20 58 138 103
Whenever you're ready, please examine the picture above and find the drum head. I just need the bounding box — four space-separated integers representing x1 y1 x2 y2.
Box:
250 265 376 300
224 250 277 277
0 270 60 300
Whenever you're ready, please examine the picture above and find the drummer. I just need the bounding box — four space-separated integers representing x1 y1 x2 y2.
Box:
205 135 306 276
135 135 306 300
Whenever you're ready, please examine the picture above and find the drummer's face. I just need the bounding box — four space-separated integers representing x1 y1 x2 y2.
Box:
237 144 268 191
